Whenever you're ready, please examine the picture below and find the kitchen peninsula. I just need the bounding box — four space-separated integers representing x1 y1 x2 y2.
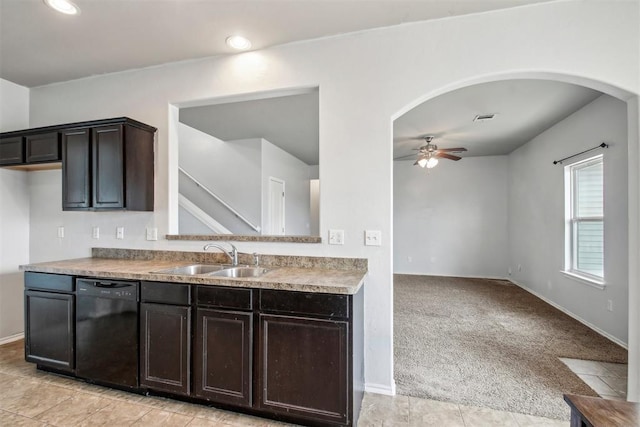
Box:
21 248 366 427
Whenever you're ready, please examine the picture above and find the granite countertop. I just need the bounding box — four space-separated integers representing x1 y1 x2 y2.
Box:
20 256 366 295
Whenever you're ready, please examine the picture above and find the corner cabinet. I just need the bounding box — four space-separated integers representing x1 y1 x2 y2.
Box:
62 118 155 211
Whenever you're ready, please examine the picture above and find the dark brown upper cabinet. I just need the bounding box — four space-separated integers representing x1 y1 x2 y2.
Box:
60 118 155 211
1 117 155 211
0 136 24 165
0 132 60 168
26 132 61 163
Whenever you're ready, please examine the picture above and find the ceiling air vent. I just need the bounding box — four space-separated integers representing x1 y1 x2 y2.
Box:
473 113 497 122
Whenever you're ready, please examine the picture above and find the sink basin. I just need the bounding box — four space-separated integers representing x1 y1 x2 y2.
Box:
208 267 270 278
152 264 226 276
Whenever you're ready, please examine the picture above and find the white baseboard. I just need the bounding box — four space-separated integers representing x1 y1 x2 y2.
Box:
394 272 511 281
0 332 24 346
509 279 628 349
365 381 396 396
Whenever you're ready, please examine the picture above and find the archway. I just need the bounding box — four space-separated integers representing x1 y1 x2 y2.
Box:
390 72 639 409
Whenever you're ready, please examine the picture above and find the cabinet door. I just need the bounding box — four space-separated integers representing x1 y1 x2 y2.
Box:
140 303 191 396
194 308 252 407
0 136 24 165
259 314 349 424
24 290 75 372
62 129 91 209
26 132 60 163
92 125 124 209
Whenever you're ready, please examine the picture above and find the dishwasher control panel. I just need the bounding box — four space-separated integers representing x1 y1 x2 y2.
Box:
76 279 139 301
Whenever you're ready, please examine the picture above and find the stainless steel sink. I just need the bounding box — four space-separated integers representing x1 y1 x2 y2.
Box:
208 266 270 278
152 264 226 276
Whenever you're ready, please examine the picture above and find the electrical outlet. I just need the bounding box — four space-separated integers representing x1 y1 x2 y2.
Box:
607 300 613 312
92 226 100 239
146 227 158 241
328 229 344 245
364 230 381 246
57 226 64 239
116 227 124 240
507 267 512 276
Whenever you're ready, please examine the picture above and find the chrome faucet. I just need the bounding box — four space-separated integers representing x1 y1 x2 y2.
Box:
203 242 238 266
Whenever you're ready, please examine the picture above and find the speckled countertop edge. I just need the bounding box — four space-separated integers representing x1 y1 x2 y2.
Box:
165 234 322 243
21 249 367 295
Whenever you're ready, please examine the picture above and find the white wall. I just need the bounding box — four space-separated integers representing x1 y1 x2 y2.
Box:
23 0 640 395
0 78 30 342
394 156 508 278
261 139 311 235
509 94 628 344
179 124 262 229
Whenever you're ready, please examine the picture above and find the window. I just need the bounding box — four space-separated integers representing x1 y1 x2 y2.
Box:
565 155 604 283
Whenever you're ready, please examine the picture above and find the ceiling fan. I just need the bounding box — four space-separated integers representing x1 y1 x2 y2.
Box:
395 136 467 168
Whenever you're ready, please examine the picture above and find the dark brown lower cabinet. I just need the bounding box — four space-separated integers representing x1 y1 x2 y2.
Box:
194 308 253 407
140 302 191 396
258 314 349 424
24 290 75 372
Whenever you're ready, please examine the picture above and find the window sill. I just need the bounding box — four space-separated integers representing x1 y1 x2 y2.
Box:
561 271 606 290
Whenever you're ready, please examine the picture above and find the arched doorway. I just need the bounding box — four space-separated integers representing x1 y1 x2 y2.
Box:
390 72 639 415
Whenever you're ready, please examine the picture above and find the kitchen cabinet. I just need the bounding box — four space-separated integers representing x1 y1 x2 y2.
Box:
24 272 75 373
26 132 60 163
0 136 24 165
1 132 61 167
258 290 353 425
62 119 155 211
140 281 191 396
1 117 155 210
194 286 253 407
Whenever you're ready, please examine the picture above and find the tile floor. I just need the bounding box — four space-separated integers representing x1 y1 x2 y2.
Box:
0 340 570 426
559 358 628 401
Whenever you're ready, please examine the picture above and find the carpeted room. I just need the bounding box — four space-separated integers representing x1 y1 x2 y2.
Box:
392 80 629 420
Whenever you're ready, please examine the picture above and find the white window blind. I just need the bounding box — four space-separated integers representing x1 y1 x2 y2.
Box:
566 155 604 281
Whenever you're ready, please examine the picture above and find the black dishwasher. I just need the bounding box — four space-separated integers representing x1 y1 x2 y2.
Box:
76 278 139 389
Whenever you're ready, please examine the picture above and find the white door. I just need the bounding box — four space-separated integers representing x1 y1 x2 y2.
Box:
268 177 285 235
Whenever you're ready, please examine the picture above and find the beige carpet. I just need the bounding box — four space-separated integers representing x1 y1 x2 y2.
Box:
393 274 627 420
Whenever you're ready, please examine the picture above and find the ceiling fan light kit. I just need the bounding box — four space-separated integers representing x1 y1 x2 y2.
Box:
400 135 467 169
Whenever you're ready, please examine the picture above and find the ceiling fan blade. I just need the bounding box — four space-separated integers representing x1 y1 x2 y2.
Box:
437 147 467 152
394 154 417 160
436 153 462 161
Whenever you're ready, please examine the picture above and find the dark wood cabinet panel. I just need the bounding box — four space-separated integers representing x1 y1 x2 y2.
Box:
140 303 191 396
0 136 24 165
92 125 124 209
194 308 252 407
24 290 75 372
258 314 349 424
26 132 60 163
62 128 91 209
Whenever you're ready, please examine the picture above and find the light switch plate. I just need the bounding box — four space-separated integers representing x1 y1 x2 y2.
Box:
364 230 381 246
146 227 158 241
92 226 100 239
116 227 124 240
57 226 64 239
329 229 344 245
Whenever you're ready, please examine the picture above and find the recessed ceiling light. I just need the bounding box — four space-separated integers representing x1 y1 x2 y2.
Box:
44 0 80 15
226 36 252 50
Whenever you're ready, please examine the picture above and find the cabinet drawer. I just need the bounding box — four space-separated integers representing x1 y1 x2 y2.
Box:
26 132 60 163
196 286 252 310
25 272 74 293
259 290 349 319
141 281 191 305
0 136 24 165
